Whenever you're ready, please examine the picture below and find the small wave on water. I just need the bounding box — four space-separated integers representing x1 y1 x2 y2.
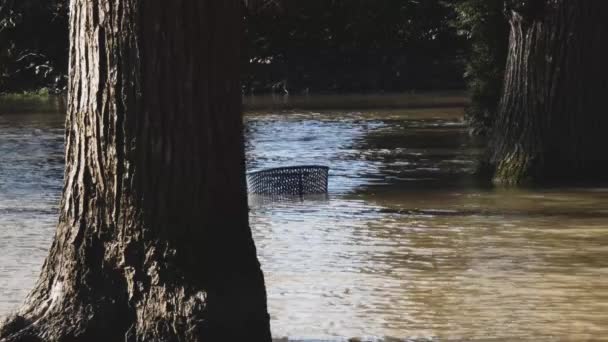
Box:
1 99 608 340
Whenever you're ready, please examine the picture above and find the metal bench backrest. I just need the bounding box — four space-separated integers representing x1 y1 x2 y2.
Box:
247 165 329 196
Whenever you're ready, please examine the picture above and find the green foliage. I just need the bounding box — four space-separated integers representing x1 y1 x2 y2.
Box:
0 0 68 93
0 0 510 98
244 0 467 93
453 0 509 134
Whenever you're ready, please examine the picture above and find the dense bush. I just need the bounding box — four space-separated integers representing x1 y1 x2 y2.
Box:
244 0 467 93
453 0 509 134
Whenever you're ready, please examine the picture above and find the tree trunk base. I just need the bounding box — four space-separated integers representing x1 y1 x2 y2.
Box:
1 289 270 342
492 151 538 185
1 254 271 342
1 294 131 342
1 315 41 342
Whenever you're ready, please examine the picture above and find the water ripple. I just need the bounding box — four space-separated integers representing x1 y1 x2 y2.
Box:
1 103 607 341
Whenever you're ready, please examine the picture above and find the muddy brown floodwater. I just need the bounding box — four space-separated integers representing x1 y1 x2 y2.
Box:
1 95 607 341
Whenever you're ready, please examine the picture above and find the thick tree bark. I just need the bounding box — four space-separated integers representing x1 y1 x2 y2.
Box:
0 1 271 341
490 1 608 184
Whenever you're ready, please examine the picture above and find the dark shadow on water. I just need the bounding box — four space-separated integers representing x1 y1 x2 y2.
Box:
243 92 469 111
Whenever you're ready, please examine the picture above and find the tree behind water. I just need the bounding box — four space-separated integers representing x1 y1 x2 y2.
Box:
0 1 271 341
490 1 608 184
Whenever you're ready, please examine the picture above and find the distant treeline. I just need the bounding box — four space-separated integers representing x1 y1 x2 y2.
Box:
244 0 467 94
0 0 508 120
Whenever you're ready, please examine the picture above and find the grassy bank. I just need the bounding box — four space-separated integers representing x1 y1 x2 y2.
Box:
0 92 66 113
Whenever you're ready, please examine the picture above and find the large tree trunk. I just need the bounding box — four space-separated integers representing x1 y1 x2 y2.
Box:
490 1 608 184
0 1 272 341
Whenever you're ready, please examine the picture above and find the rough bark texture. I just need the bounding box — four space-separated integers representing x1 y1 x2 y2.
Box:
0 0 272 341
490 1 608 184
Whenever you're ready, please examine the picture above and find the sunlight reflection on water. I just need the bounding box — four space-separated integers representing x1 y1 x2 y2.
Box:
1 98 608 341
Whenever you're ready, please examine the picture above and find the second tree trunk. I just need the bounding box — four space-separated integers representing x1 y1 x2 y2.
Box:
491 1 608 184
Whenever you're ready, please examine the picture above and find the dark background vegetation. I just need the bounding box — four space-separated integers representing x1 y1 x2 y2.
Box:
244 0 467 94
0 0 508 129
0 0 68 93
453 0 508 134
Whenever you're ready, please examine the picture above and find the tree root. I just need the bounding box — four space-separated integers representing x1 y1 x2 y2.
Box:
1 280 270 342
0 315 42 342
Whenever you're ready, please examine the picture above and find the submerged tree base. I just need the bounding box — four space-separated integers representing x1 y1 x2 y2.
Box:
0 224 270 342
491 153 608 186
492 150 538 185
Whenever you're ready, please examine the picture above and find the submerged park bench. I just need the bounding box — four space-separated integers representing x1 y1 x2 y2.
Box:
247 165 329 196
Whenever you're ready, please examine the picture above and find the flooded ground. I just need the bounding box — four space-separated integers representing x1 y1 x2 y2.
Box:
1 95 608 341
